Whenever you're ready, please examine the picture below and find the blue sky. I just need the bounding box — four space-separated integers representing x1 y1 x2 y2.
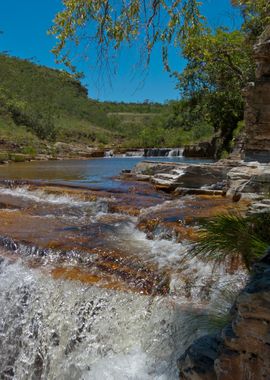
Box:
0 0 241 103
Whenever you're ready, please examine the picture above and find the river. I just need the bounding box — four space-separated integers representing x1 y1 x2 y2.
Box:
0 158 246 379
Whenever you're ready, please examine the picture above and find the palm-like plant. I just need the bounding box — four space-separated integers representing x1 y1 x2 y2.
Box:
191 212 270 270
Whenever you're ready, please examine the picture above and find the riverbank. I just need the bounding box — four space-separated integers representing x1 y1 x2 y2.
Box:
0 145 178 164
0 142 210 164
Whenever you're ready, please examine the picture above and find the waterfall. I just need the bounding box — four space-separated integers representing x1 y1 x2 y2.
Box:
105 150 145 158
106 148 183 158
104 150 114 157
0 253 246 380
144 148 183 157
168 148 184 157
124 150 144 157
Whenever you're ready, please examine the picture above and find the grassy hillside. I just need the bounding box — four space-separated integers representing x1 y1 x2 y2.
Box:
0 54 214 158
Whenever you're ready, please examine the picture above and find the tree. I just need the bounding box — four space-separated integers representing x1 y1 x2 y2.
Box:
176 27 255 155
50 0 269 155
231 0 270 42
50 0 205 72
50 1 269 71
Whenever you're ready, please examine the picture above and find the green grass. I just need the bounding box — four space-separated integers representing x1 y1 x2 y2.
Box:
0 53 215 152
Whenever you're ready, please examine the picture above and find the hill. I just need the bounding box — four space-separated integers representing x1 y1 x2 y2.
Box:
0 54 213 159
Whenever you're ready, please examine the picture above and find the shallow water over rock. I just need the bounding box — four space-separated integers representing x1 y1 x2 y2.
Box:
0 159 248 379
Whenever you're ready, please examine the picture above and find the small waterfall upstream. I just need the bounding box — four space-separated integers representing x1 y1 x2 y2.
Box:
167 148 184 157
144 148 183 158
104 148 183 158
0 180 247 379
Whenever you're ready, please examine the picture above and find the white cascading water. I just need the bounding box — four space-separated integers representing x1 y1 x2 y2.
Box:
167 148 184 158
0 255 246 380
0 256 191 380
0 185 247 379
104 148 183 158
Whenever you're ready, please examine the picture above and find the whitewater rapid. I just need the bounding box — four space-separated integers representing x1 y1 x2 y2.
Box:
0 257 193 380
0 182 247 379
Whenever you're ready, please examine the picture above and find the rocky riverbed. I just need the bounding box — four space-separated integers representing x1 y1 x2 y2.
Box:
0 157 269 379
121 158 270 380
122 159 270 205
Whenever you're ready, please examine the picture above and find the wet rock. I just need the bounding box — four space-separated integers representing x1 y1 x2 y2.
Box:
178 254 270 380
138 195 248 244
173 188 225 197
131 161 180 177
177 335 221 380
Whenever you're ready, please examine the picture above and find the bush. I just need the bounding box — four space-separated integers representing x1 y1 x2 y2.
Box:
191 212 270 270
0 152 9 163
21 146 37 157
9 153 30 162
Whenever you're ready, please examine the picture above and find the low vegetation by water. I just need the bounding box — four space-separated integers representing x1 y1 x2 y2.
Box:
192 212 270 270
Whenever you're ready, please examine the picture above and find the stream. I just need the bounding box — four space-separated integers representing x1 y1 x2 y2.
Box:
0 158 247 379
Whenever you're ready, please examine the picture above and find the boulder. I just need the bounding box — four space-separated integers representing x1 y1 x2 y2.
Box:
130 161 232 193
227 162 270 198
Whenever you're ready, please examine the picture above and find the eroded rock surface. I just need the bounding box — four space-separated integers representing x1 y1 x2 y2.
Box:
129 161 229 192
244 26 270 162
178 254 270 380
128 160 270 205
227 161 270 199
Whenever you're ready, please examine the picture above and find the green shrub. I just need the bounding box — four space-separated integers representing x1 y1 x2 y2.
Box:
21 146 37 157
9 153 30 162
191 212 270 270
0 152 9 163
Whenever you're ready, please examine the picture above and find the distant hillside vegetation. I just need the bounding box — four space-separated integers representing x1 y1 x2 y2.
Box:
0 54 214 158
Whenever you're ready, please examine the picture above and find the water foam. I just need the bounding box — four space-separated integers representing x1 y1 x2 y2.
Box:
0 258 193 380
0 186 104 207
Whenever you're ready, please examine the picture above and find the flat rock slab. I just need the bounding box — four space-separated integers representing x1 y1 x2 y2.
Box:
130 161 229 192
